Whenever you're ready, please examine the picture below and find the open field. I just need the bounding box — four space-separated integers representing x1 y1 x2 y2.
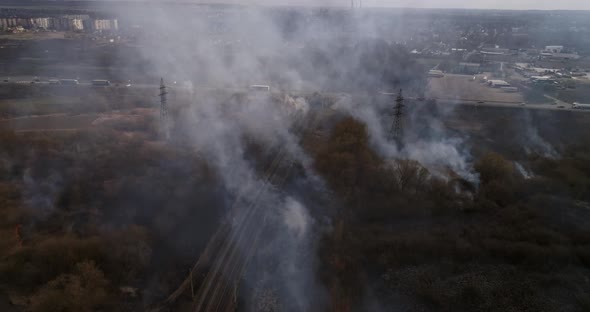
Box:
427 73 525 103
0 108 157 133
0 113 97 132
0 32 68 41
0 97 86 117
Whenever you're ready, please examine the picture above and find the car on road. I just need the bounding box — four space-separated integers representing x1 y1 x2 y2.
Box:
520 102 526 106
477 101 485 104
557 105 566 109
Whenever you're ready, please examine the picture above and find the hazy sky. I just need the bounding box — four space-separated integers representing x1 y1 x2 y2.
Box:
160 0 590 10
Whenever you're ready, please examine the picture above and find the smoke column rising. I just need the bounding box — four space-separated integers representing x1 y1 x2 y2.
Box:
98 1 485 307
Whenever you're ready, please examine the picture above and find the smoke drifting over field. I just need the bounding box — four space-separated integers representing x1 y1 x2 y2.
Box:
4 2 590 312
23 169 63 219
97 3 478 307
333 95 478 182
521 111 559 159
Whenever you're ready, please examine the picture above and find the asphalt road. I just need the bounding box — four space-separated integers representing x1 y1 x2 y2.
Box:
2 76 587 113
433 98 578 112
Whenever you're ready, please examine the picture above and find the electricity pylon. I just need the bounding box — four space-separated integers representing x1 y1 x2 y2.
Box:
159 78 170 139
391 89 405 144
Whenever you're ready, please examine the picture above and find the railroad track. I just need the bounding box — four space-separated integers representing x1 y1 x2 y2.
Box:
151 102 321 312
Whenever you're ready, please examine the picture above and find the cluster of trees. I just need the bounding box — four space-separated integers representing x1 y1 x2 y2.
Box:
0 129 225 311
1 89 590 312
306 116 590 312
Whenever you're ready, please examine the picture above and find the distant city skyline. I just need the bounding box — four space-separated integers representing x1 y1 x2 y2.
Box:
115 0 590 10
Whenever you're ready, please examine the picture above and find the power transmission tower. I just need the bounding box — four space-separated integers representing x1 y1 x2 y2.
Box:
351 0 362 9
391 89 405 143
159 78 170 139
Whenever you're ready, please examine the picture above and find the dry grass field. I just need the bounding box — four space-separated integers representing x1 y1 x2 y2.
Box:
427 74 525 103
0 113 98 132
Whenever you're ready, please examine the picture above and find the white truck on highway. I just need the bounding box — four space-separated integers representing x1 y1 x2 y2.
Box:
573 102 590 109
92 80 111 86
59 79 79 85
249 85 270 92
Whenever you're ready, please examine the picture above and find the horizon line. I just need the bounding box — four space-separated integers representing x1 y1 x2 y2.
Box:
4 0 590 12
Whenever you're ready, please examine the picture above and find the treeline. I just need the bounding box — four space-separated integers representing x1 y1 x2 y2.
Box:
0 129 225 311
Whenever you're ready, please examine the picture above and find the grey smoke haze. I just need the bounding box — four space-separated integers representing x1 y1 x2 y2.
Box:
93 0 566 307
523 116 559 159
109 5 333 308
333 96 478 183
105 0 590 10
23 169 63 220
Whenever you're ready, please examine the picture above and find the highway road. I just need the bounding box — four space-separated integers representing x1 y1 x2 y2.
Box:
2 76 588 113
433 98 577 112
377 93 583 112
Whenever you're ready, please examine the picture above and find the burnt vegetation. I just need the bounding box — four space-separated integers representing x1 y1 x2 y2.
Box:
1 100 590 311
0 129 225 311
307 116 590 312
0 4 590 312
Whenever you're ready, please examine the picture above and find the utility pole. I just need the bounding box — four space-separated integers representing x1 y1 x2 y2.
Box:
391 89 405 144
159 78 169 139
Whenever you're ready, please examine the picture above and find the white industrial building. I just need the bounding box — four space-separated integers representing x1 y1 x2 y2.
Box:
0 15 117 32
501 87 519 93
541 45 580 60
93 19 119 31
545 45 564 53
71 19 84 31
549 52 580 60
33 18 50 29
488 80 511 88
428 70 444 78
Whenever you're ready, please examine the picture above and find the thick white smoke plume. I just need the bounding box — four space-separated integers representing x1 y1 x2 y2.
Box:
283 197 310 239
514 161 534 179
251 196 325 311
405 139 477 182
101 5 337 307
516 110 559 159
100 1 476 307
524 122 559 159
333 96 478 183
